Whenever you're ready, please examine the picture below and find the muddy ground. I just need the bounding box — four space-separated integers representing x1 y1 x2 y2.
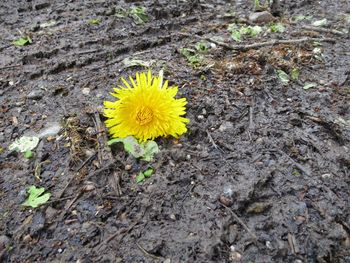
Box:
1 0 350 262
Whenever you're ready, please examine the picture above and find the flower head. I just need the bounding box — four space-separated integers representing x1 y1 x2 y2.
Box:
104 71 189 141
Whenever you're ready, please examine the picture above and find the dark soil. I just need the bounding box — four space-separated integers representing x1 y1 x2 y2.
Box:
1 0 350 262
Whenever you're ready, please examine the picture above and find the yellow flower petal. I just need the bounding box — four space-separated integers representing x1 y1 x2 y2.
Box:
104 70 189 141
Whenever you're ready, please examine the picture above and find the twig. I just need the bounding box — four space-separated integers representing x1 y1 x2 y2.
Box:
97 205 150 249
221 204 258 243
206 129 224 153
277 149 311 176
301 25 344 36
180 32 336 51
111 170 122 197
0 64 22 70
76 152 97 172
136 242 163 260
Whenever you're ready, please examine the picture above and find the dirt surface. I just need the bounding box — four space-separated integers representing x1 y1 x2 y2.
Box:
1 0 350 262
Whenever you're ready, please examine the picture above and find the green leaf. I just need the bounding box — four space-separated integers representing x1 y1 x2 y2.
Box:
269 22 285 33
129 6 149 24
180 48 203 66
136 172 145 183
231 30 242 42
303 83 317 90
88 19 101 25
13 36 32 46
22 186 51 208
291 68 300 80
276 69 290 84
143 168 153 177
24 150 33 159
240 25 263 37
9 136 39 153
108 136 158 161
195 41 210 52
114 8 128 18
122 136 145 158
312 18 327 27
141 141 159 161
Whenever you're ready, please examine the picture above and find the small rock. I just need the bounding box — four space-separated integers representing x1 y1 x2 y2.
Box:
249 11 275 24
0 235 10 250
82 88 90 95
169 214 176 220
125 164 132 171
82 183 96 192
27 89 44 100
219 121 233 132
37 122 61 138
197 115 204 120
321 173 333 180
23 234 32 243
246 202 271 214
219 195 233 206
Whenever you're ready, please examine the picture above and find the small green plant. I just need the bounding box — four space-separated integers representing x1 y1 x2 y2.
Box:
22 186 51 208
269 22 285 33
228 24 263 42
13 36 32 46
303 83 317 90
136 168 154 183
180 48 203 67
108 136 159 161
276 69 290 84
129 6 149 24
195 41 210 52
9 136 39 153
291 68 299 80
88 19 101 25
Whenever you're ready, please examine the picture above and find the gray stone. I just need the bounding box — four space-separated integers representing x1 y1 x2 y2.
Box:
249 11 275 24
219 121 233 132
0 235 10 251
37 122 61 138
27 89 44 100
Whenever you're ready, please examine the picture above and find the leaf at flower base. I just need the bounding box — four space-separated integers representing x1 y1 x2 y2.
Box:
9 136 40 153
276 69 290 84
141 140 159 161
303 83 317 90
22 186 51 208
13 36 32 46
123 136 145 158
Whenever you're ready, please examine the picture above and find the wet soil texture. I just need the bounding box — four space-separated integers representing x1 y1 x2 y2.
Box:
1 0 350 262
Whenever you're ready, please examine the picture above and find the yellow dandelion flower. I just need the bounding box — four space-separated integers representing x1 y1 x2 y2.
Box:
104 70 189 141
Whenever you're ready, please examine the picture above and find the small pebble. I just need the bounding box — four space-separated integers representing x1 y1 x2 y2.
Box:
58 248 63 253
23 234 32 243
27 89 44 100
219 195 233 206
186 154 191 160
125 164 132 171
197 115 204 120
82 88 90 95
249 11 275 24
169 214 176 220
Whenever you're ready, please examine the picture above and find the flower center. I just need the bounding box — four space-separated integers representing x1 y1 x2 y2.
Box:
136 106 153 125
